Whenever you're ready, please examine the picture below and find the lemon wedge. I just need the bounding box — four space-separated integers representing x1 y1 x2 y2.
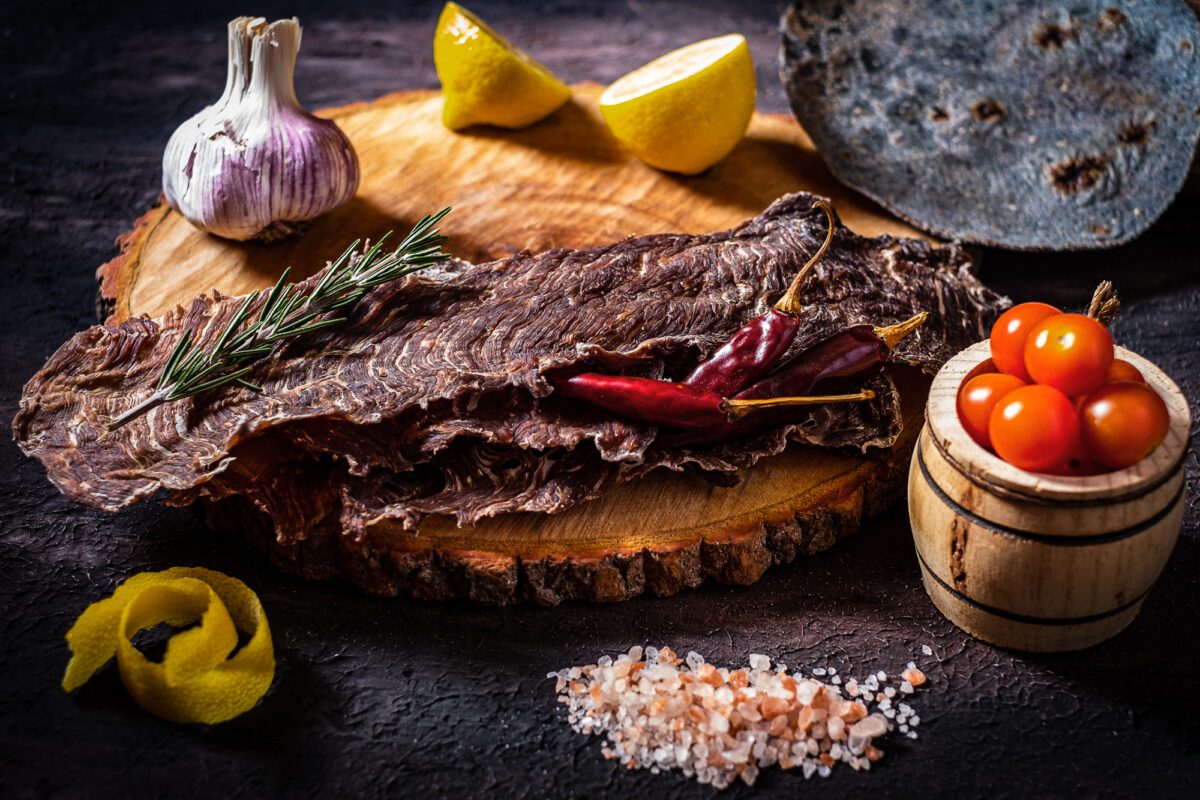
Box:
600 34 756 175
434 2 571 131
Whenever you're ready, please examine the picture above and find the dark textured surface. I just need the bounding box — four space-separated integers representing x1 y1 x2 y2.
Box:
1 2 1198 797
780 0 1200 250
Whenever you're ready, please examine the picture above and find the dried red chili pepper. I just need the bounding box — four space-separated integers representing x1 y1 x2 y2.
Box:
659 311 927 448
682 201 837 397
733 312 928 401
550 373 873 431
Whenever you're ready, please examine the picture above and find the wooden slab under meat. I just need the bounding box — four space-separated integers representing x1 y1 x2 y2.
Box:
97 84 933 603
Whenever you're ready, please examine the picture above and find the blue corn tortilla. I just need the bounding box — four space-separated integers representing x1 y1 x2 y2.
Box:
779 0 1200 250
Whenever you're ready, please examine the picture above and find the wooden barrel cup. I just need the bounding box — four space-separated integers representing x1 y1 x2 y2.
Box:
908 341 1191 652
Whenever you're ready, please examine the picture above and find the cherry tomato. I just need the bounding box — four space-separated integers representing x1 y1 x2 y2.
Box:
1106 358 1145 385
957 373 1026 450
1044 435 1103 477
1078 382 1169 470
989 302 1060 381
988 385 1080 472
1024 313 1114 396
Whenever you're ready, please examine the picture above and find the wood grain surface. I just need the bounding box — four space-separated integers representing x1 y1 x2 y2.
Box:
101 84 930 603
100 85 927 322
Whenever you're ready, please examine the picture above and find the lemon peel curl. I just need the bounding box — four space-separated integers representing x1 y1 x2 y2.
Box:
62 567 275 725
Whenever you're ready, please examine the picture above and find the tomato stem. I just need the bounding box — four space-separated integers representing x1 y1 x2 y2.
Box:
1086 280 1120 326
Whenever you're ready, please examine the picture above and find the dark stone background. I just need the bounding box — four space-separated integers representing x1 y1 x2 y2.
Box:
1 2 1197 797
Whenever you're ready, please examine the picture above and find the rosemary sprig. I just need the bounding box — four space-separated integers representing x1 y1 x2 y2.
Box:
108 208 451 431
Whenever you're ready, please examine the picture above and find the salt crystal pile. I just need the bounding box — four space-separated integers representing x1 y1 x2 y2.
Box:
551 646 927 789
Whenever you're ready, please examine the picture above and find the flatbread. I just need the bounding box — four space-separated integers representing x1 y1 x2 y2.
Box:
780 0 1200 250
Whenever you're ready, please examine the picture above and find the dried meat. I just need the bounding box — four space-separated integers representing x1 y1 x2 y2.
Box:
14 193 1006 547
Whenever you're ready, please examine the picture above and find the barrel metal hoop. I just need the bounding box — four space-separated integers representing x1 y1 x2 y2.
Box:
920 439 1185 543
927 427 1189 509
914 548 1150 626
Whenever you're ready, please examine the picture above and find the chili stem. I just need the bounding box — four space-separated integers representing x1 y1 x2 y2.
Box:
722 389 876 420
774 201 835 315
873 311 929 351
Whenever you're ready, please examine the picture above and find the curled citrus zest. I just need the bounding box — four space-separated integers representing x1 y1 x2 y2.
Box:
62 567 275 725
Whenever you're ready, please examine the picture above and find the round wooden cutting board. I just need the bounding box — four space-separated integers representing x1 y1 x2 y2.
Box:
100 84 931 603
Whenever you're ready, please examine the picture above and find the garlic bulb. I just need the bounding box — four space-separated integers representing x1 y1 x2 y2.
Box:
163 17 359 241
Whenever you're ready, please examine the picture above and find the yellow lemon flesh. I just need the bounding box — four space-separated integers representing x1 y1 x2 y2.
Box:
600 34 756 175
62 567 275 725
434 2 571 131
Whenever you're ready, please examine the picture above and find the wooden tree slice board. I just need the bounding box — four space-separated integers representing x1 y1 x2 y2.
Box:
101 84 932 604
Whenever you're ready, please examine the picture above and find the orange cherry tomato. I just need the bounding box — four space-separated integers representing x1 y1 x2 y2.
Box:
1044 434 1103 477
1078 382 1169 470
957 373 1027 450
1106 358 1145 385
988 385 1080 472
1024 313 1114 396
989 302 1060 381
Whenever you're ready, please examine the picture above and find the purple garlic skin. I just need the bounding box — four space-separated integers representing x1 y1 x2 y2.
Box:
163 17 359 241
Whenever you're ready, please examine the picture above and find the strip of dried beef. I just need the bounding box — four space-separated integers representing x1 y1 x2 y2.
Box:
14 193 1006 536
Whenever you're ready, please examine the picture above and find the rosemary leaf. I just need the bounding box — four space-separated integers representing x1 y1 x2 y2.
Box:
107 207 451 431
156 329 193 391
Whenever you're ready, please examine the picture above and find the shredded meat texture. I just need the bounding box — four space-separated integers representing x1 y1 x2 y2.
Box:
14 193 1006 543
